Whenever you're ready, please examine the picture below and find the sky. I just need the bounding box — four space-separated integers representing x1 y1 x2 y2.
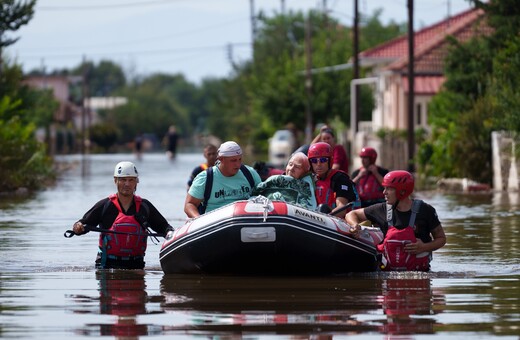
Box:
7 0 474 84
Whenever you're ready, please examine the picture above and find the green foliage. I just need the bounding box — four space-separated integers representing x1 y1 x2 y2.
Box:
452 98 495 182
107 73 192 147
0 1 55 192
70 60 126 97
360 9 406 48
4 9 406 159
0 96 53 191
242 10 398 151
419 0 520 184
0 0 35 49
442 36 493 100
489 36 520 133
1 61 58 127
88 122 119 152
251 11 351 131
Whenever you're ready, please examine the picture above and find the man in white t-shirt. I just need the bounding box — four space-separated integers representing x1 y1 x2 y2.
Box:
184 141 262 217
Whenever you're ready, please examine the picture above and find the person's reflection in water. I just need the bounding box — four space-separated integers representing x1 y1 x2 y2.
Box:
159 275 378 336
96 270 150 337
380 277 445 336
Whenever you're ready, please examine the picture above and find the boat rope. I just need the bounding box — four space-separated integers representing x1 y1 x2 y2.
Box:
249 195 273 222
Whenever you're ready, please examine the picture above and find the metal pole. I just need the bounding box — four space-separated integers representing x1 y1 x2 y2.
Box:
250 0 257 45
407 0 415 172
305 16 313 144
353 0 360 133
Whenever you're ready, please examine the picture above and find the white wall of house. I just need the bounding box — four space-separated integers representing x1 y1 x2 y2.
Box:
372 73 435 132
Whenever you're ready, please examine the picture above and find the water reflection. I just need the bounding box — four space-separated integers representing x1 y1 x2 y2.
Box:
1 154 519 339
380 277 445 336
158 274 448 337
69 270 164 337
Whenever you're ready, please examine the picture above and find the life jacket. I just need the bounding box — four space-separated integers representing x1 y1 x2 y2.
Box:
356 169 385 202
98 194 148 258
377 200 430 271
315 169 360 210
315 169 340 207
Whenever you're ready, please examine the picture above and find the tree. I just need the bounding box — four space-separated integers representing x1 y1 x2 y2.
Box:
0 0 35 76
70 60 127 97
0 94 54 191
228 10 399 152
419 0 520 184
106 73 193 148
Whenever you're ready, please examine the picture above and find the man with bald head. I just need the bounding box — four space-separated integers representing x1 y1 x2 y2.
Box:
253 152 317 210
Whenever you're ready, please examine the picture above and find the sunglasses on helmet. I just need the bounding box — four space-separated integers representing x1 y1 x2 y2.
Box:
310 157 329 164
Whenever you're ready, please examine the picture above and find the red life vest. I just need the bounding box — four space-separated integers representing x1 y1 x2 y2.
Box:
377 200 430 271
98 194 147 257
356 169 385 201
315 169 341 207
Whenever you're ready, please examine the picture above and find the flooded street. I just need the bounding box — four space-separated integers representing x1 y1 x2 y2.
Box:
0 153 519 339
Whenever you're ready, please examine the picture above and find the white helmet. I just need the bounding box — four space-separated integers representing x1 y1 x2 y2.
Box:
114 161 139 178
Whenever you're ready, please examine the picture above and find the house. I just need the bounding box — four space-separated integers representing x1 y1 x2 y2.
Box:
352 7 492 170
22 75 81 124
23 75 128 154
23 75 84 154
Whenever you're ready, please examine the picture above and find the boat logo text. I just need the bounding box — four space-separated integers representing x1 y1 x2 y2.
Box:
294 209 325 224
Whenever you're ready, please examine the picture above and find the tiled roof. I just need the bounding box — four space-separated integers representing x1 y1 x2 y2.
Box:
359 7 492 75
403 75 445 94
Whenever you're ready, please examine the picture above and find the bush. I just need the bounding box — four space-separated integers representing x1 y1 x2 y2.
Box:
0 98 54 192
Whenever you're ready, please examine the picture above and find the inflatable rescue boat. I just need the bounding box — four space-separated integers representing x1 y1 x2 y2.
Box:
160 196 383 275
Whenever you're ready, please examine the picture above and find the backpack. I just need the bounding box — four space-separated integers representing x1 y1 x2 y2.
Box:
377 200 430 271
198 164 255 214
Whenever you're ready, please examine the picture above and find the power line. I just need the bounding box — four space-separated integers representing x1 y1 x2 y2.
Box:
38 0 184 11
15 43 251 60
16 17 249 51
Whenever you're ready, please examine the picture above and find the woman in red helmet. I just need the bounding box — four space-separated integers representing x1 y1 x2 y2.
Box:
351 147 389 207
345 170 446 271
312 126 350 173
308 142 360 218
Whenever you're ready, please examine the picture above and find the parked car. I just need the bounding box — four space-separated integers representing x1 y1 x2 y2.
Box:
268 129 296 168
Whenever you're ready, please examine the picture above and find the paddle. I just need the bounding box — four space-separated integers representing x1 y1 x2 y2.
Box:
64 225 163 238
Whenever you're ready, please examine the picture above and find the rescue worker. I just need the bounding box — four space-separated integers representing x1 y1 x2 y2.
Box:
72 161 172 269
187 143 218 190
308 142 360 218
346 170 447 271
351 147 389 207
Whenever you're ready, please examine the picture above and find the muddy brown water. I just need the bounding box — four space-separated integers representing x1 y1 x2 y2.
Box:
0 153 518 339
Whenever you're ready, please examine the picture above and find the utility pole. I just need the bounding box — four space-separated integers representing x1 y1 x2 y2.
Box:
407 0 415 172
304 16 313 144
353 0 360 134
250 0 257 45
81 55 89 155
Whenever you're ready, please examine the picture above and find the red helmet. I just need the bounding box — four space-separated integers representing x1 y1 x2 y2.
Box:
359 147 377 163
308 142 332 159
382 170 414 200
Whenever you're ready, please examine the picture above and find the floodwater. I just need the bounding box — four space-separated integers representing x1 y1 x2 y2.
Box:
0 153 519 339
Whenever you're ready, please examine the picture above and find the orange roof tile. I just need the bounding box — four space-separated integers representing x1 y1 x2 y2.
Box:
359 7 492 75
403 76 445 94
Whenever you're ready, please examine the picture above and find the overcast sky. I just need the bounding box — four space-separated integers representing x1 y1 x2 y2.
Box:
7 0 474 84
